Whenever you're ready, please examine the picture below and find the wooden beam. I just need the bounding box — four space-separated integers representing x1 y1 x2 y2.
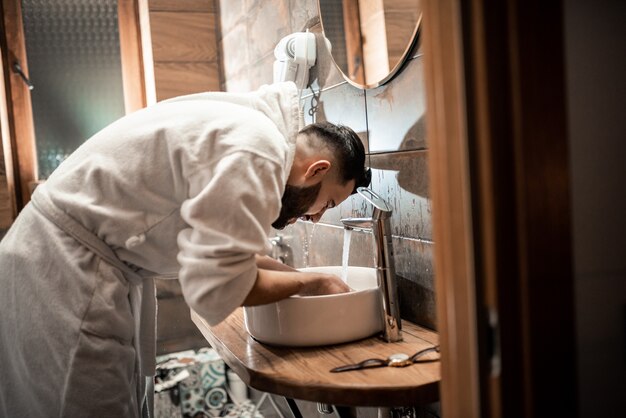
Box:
0 52 17 225
118 0 153 113
0 0 37 209
421 0 481 417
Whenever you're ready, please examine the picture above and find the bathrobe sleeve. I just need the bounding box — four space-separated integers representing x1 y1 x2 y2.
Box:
176 149 285 326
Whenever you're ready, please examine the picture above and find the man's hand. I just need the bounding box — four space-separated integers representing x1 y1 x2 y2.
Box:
297 272 351 296
243 269 351 306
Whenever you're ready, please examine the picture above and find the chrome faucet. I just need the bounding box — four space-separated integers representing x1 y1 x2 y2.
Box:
269 235 293 267
341 187 402 342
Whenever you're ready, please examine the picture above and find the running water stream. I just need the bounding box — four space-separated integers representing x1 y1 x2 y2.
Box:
302 223 317 267
341 228 352 284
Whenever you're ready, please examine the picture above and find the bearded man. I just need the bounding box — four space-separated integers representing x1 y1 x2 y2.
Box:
0 81 370 417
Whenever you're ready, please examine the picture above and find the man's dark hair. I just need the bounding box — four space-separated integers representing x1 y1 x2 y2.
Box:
299 121 371 193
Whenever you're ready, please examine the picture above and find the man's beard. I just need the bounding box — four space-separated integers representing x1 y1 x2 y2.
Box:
271 182 322 230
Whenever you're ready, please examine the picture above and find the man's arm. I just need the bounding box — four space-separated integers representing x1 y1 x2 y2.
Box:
243 268 350 306
255 254 297 272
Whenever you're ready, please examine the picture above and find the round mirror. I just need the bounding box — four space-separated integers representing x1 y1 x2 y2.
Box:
318 0 422 89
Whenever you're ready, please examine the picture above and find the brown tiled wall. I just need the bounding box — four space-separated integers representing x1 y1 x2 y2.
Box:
218 0 435 329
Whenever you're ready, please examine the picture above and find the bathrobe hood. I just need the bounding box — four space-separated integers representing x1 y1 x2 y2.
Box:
164 81 304 148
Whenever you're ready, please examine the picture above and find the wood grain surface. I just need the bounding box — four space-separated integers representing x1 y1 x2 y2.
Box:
150 12 218 62
149 0 215 13
191 308 440 407
154 62 219 100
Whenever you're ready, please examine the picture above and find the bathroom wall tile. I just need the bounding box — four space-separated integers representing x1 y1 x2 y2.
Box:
248 52 275 90
301 82 368 149
220 23 250 80
285 222 375 269
289 0 318 32
398 272 437 330
369 151 432 240
394 237 436 329
243 0 263 11
366 56 427 152
217 0 245 38
245 0 291 63
306 23 348 92
394 236 434 292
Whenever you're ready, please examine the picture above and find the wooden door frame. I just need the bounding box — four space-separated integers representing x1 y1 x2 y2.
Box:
0 0 36 211
422 0 481 416
118 0 154 112
423 0 577 417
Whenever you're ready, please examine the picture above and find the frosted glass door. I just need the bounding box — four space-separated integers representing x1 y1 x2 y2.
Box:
21 0 126 178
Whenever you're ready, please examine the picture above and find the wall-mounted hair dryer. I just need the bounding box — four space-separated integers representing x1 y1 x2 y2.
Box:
273 31 316 90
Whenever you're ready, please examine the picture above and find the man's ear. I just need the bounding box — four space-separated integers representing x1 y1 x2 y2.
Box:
304 160 331 182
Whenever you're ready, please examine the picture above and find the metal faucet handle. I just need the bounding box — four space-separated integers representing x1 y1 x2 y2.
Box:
269 235 285 244
340 189 391 228
268 235 293 267
356 187 391 213
340 217 373 230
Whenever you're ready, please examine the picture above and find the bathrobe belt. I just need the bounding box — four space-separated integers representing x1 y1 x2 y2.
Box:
30 191 156 412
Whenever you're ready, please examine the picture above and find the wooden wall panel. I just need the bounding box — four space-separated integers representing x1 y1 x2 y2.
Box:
118 0 148 113
0 48 17 226
383 0 421 67
148 0 222 100
1 0 37 210
149 0 215 13
384 11 419 63
0 159 12 228
150 12 217 62
422 0 481 416
154 62 219 100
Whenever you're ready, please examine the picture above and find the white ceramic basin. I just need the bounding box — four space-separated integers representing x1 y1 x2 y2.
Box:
244 266 384 347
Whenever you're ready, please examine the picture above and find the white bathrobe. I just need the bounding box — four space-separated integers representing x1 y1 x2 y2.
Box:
0 82 301 417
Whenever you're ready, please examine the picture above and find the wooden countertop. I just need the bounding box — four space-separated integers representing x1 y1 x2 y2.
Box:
191 308 440 407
